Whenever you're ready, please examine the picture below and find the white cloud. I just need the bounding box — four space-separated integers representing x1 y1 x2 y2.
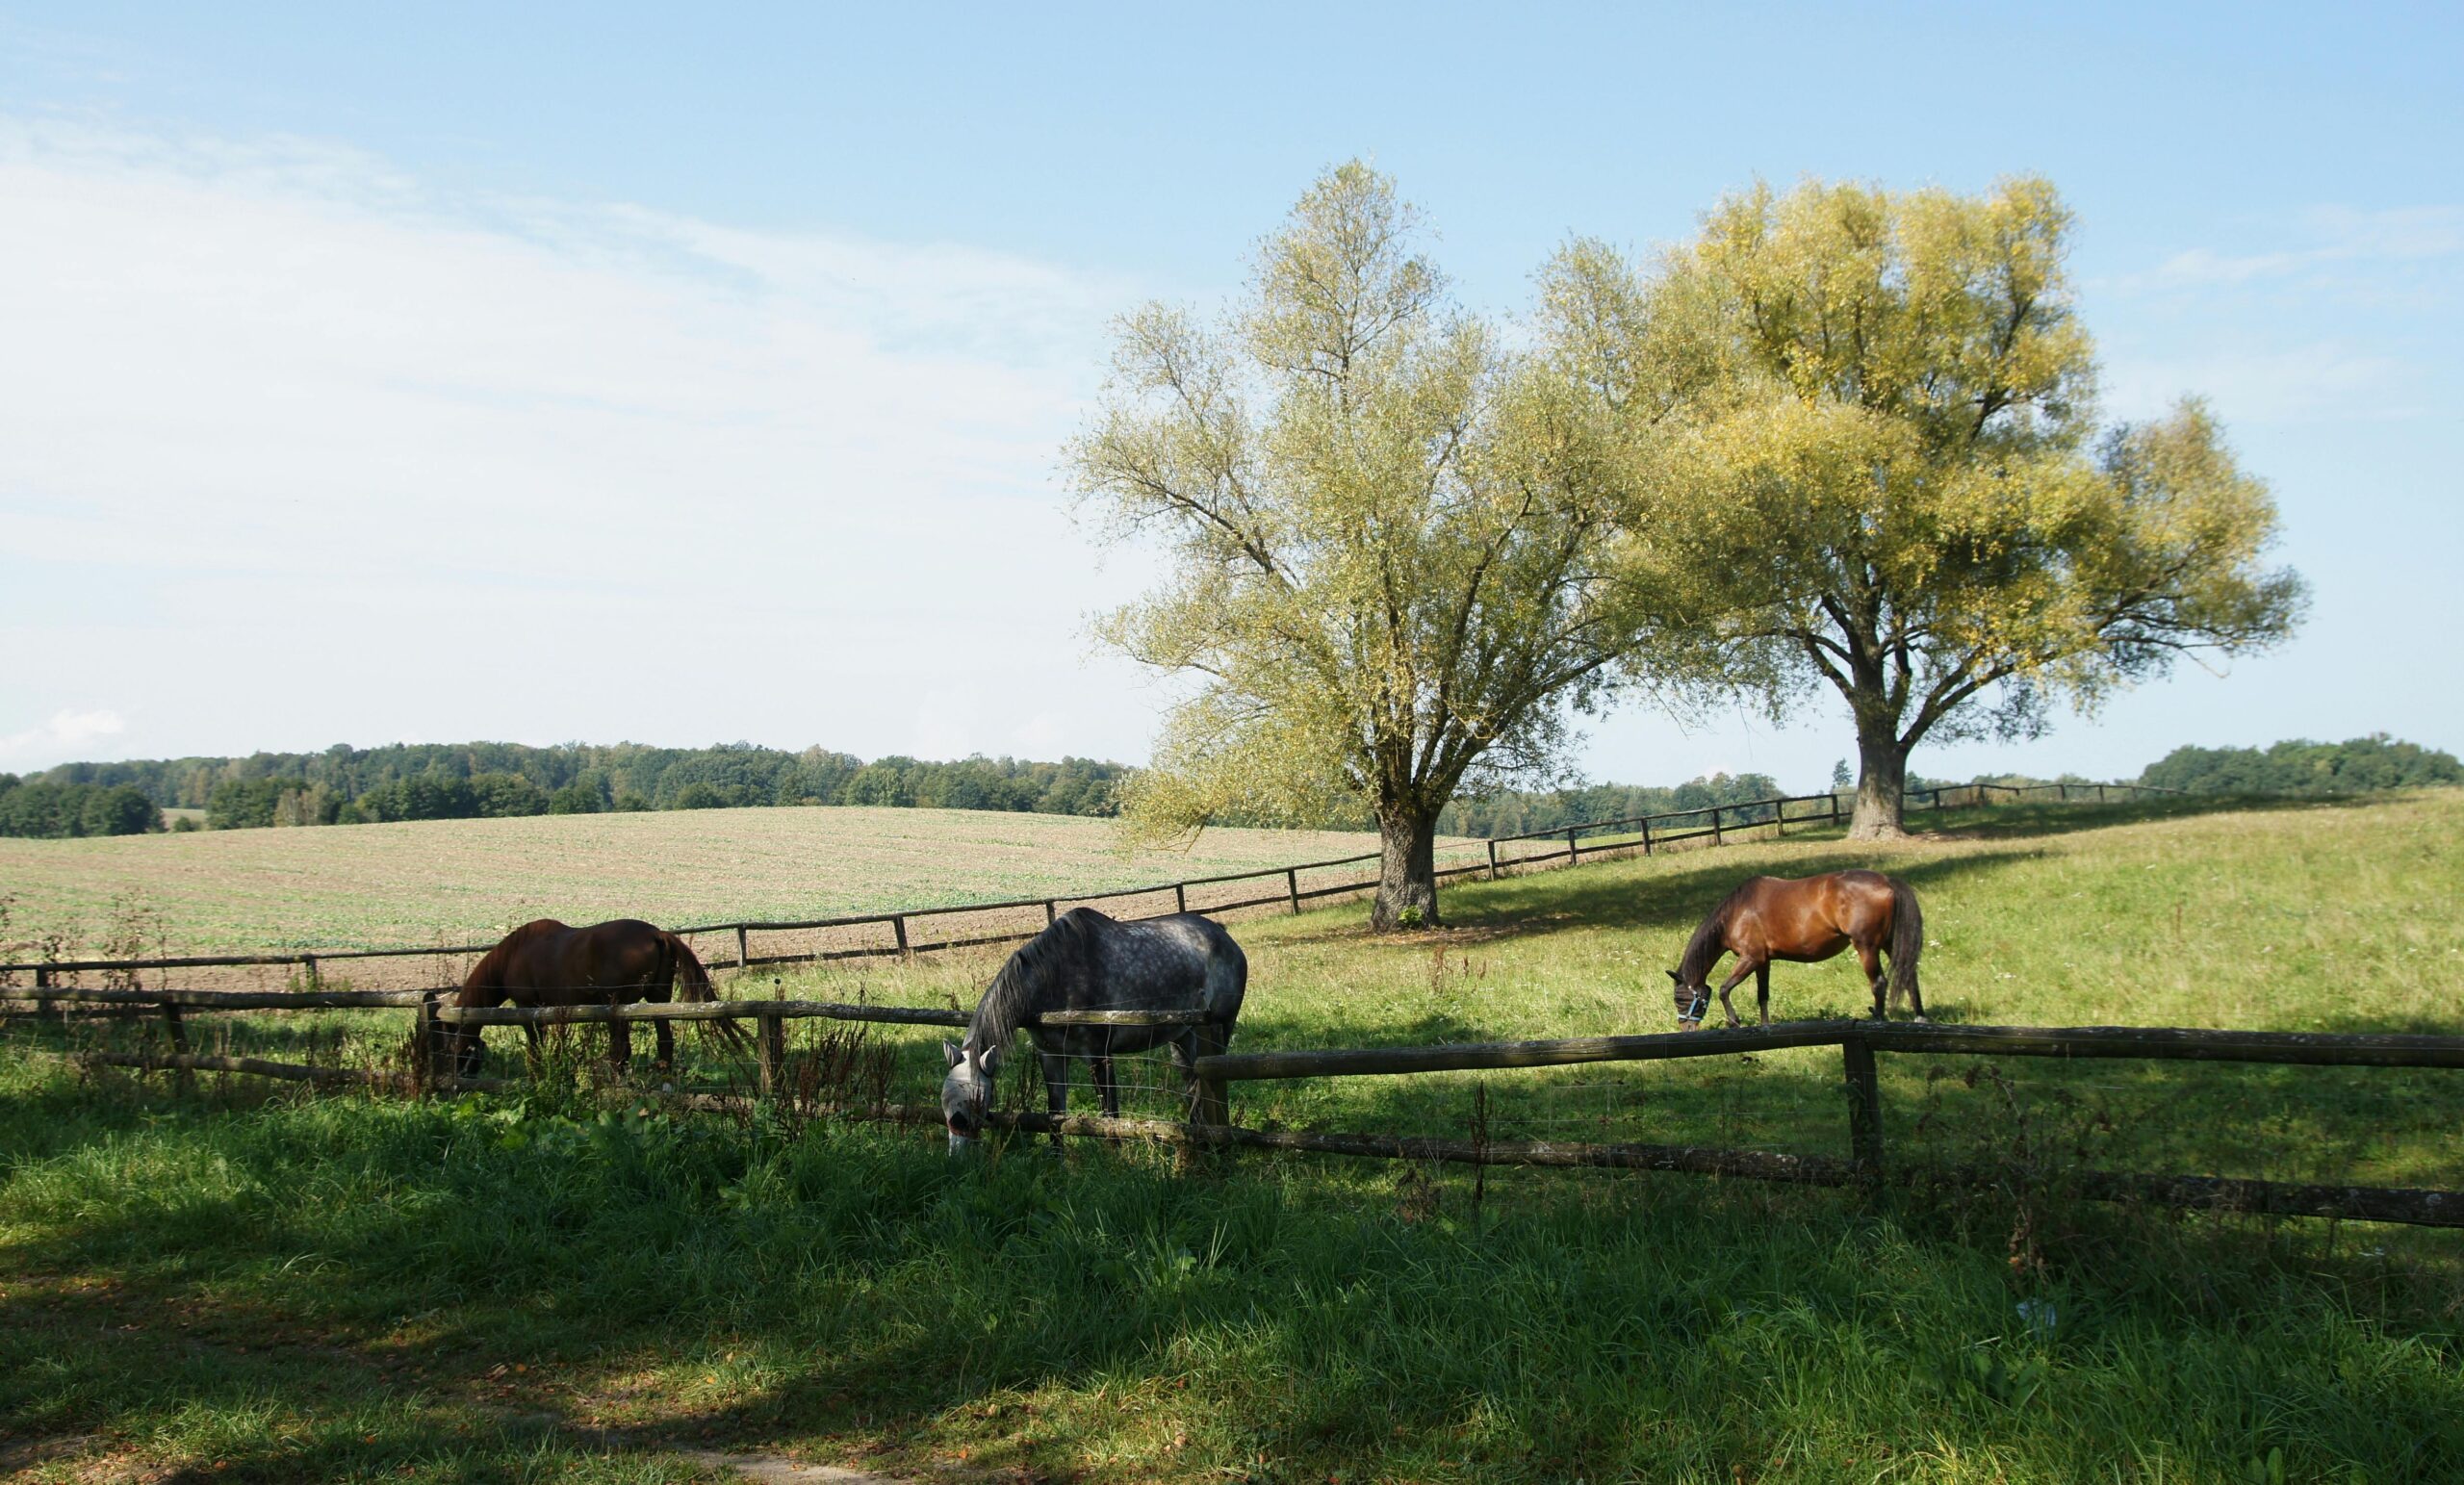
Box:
0 708 127 763
2119 204 2464 294
0 115 1173 770
2102 343 2419 424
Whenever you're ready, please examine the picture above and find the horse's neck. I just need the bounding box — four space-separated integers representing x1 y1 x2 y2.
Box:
966 971 1032 1054
456 951 513 1009
1681 911 1729 981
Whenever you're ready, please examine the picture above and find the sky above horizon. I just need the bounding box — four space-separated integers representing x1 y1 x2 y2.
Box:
4 3 2459 792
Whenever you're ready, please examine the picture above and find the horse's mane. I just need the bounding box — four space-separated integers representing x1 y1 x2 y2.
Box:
967 908 1107 1050
1678 881 1759 983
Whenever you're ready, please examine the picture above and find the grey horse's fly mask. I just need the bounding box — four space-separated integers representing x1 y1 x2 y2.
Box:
939 1040 1003 1151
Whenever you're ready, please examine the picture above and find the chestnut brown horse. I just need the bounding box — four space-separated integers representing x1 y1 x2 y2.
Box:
435 918 747 1077
1666 870 1925 1027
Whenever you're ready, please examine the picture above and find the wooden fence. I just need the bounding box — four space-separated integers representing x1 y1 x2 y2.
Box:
0 779 2175 992
14 981 2456 1229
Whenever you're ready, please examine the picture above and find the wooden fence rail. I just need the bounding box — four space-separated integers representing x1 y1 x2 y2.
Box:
30 982 2451 1226
1186 1017 2464 1228
38 991 2456 1228
2 779 2174 984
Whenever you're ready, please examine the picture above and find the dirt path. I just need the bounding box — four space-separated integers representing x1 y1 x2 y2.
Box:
673 1447 914 1483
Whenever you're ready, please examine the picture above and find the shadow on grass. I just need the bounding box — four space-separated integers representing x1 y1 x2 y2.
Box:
1436 845 2040 941
1351 790 2420 947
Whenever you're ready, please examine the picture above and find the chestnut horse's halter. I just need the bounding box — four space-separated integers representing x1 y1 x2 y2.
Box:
1679 988 1711 1026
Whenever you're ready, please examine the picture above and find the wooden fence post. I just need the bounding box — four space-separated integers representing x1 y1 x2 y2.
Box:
734 925 751 970
162 1002 194 1093
757 1013 785 1097
1286 868 1301 915
1566 827 1580 863
411 994 438 1091
1640 818 1653 856
1842 1035 1884 1177
1486 840 1500 881
891 915 910 957
1044 900 1058 926
1711 807 1724 847
302 955 321 991
1173 883 1188 914
1185 1022 1230 1130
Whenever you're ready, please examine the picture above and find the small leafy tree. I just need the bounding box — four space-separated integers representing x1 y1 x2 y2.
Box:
1562 177 2304 835
1071 163 1713 927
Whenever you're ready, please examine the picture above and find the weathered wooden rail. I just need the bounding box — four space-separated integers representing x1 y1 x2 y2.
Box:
22 980 2457 1228
1185 1018 2464 1227
1 779 2172 988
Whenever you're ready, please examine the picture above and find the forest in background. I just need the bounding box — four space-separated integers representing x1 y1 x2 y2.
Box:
1 732 2453 839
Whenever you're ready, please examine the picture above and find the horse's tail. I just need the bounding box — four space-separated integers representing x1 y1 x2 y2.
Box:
1886 876 1923 1013
665 932 750 1053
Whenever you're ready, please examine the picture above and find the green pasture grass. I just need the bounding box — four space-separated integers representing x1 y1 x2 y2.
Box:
732 788 2464 1191
6 791 2462 1481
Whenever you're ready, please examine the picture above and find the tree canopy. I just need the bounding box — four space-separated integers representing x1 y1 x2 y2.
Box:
1558 176 2306 835
37 743 1132 828
2139 735 2461 796
0 777 160 838
1070 163 1718 926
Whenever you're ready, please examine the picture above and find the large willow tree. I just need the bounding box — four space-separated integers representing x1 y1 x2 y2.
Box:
1069 163 1709 928
1555 177 2306 836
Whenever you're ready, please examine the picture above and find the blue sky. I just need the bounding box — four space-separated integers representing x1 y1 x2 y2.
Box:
3 2 2458 791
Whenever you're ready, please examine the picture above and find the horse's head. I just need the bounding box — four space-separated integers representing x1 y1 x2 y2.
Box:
939 1040 1003 1152
1667 968 1711 1029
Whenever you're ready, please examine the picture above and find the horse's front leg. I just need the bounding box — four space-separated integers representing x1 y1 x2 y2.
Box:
1717 960 1759 1029
1040 1051 1068 1149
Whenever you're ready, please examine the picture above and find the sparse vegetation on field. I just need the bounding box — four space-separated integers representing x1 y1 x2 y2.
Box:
0 806 1435 956
5 792 2462 1482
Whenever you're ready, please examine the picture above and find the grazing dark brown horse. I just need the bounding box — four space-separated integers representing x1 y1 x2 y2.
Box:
436 918 746 1077
1667 870 1926 1028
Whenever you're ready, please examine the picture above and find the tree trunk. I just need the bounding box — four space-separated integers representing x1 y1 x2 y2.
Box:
1849 729 1910 840
1371 807 1441 930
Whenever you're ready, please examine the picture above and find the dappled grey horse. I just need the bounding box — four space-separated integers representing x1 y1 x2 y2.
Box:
940 908 1246 1150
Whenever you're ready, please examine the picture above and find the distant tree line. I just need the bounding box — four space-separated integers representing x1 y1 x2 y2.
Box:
1437 773 1788 837
0 776 161 838
29 743 1132 831
2136 734 2461 797
13 732 2451 839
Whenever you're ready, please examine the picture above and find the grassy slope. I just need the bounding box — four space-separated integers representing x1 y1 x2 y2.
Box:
4 792 2462 1483
768 788 2464 1189
0 807 1433 955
